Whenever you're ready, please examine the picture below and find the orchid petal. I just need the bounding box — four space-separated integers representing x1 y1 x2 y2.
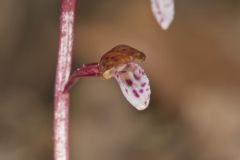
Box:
113 63 151 110
99 45 146 79
150 0 175 30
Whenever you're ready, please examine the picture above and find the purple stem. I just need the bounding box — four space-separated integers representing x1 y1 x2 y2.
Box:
53 0 76 160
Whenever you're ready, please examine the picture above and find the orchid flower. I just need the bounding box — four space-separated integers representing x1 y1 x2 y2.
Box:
150 0 175 30
64 45 151 110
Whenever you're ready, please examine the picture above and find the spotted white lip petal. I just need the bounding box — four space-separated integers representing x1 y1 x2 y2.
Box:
150 0 175 30
113 63 151 110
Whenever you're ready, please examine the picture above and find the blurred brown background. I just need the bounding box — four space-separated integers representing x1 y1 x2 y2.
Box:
1 0 240 160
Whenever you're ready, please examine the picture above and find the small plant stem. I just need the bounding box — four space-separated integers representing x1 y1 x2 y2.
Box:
54 0 76 160
63 63 100 93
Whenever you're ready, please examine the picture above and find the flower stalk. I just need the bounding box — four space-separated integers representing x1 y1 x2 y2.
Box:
53 0 76 160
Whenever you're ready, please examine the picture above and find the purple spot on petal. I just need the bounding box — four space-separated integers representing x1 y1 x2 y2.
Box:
141 83 146 87
125 88 128 93
125 79 133 86
139 89 144 93
146 88 149 91
133 89 140 98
